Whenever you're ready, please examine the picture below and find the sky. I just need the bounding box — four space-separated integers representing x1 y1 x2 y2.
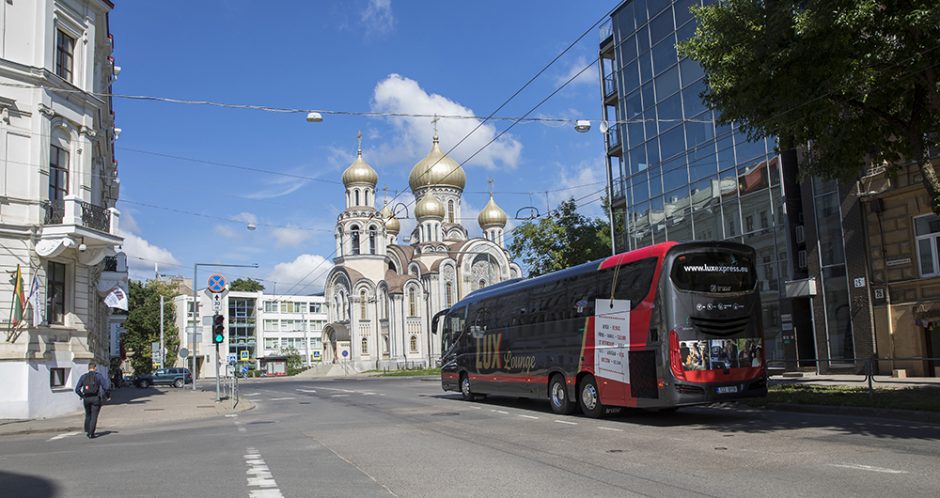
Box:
110 0 619 292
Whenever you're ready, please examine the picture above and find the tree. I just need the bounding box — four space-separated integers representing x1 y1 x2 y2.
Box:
679 1 940 212
229 278 264 292
122 280 180 374
508 199 611 277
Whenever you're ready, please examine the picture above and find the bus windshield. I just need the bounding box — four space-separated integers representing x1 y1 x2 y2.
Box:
671 252 755 294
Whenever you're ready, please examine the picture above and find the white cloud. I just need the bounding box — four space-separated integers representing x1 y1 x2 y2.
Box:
371 74 523 170
119 209 140 234
273 226 313 248
232 212 257 226
361 0 395 36
267 254 331 295
119 231 181 282
555 56 598 88
548 157 608 218
213 224 237 238
241 176 309 200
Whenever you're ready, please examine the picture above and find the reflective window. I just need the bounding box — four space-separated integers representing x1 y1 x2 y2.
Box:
652 36 678 74
659 124 686 160
649 9 675 43
632 174 650 204
674 0 697 27
658 91 683 121
676 17 696 41
622 60 640 93
663 159 689 192
682 79 708 117
915 214 940 277
822 266 854 363
654 66 679 101
620 34 638 63
680 57 704 87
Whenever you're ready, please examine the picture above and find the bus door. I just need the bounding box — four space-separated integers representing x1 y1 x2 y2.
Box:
436 307 464 391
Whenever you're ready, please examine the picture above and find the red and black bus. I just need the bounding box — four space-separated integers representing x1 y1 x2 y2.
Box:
435 241 766 417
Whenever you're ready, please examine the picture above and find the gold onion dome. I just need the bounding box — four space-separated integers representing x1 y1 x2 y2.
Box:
408 134 466 192
415 194 445 220
380 205 400 235
342 134 378 186
478 194 507 228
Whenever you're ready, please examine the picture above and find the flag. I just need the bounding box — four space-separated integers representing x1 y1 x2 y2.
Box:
8 264 26 328
27 274 42 326
104 286 128 311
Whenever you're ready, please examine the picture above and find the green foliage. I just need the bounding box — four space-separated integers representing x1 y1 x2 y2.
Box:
229 278 264 292
283 347 305 375
122 280 180 374
742 384 940 412
679 1 940 209
508 198 611 277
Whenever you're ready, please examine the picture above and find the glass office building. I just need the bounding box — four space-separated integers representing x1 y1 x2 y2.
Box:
599 0 865 369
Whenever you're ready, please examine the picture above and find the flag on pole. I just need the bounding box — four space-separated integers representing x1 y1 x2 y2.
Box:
104 286 129 311
27 274 42 326
8 264 26 328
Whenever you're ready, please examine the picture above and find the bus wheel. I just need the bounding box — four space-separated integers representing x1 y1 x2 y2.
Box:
549 375 576 415
460 374 476 401
578 375 605 418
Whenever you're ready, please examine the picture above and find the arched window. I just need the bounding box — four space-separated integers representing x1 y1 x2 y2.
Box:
350 226 360 255
448 200 455 223
445 281 453 307
368 225 377 254
410 335 418 353
361 337 368 354
408 287 418 316
49 142 70 202
478 279 486 290
360 290 368 320
365 189 370 206
355 189 360 206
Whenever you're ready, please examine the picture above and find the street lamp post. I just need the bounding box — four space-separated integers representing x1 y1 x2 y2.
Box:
191 262 259 398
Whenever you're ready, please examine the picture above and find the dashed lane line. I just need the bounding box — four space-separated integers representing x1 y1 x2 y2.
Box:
828 463 909 475
296 388 318 393
491 409 509 415
244 447 284 498
48 431 82 441
268 397 295 401
554 420 578 425
598 426 623 432
517 414 539 420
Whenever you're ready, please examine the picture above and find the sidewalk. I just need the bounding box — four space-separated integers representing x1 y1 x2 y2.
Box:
769 372 940 389
0 385 254 437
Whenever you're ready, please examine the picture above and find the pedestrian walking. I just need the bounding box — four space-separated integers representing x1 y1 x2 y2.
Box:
74 362 111 439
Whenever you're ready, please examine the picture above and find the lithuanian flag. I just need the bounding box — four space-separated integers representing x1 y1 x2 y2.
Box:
9 264 26 328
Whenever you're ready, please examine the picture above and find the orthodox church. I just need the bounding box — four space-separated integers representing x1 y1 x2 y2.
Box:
323 131 521 370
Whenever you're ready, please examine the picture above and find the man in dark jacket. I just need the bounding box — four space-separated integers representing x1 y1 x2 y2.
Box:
74 362 111 439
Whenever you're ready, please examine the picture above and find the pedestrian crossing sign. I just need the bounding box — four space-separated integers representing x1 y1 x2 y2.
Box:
240 350 249 361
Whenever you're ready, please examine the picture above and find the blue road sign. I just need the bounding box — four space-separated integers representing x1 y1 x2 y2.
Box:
342 350 349 358
241 366 248 374
227 354 237 364
207 274 227 293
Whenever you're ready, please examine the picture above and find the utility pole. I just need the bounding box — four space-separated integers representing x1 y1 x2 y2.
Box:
303 306 310 368
159 295 165 368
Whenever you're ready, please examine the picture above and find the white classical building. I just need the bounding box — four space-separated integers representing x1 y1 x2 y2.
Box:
324 132 521 370
0 0 126 419
174 291 327 378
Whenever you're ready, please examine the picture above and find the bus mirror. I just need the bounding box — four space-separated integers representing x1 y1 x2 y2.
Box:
469 325 484 339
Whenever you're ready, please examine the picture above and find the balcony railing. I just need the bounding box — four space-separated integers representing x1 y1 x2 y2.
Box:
42 199 65 224
606 123 621 151
604 74 617 99
610 176 626 201
103 256 119 272
80 201 111 232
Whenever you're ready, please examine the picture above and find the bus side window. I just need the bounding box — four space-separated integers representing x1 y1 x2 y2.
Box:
604 257 658 310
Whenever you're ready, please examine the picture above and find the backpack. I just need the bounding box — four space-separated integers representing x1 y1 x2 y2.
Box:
81 372 100 397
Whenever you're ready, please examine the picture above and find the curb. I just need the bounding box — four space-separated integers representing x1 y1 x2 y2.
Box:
761 402 940 424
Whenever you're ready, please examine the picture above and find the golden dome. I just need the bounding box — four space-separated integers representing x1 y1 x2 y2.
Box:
478 194 507 228
415 194 445 220
380 205 400 235
342 134 378 186
408 134 465 192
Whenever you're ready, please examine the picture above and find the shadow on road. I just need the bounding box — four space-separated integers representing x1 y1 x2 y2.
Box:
0 470 59 498
429 394 940 441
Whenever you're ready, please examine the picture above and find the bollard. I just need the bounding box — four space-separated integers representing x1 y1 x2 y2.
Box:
866 356 875 403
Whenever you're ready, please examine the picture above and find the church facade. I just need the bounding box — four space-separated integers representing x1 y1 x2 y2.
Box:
323 133 521 370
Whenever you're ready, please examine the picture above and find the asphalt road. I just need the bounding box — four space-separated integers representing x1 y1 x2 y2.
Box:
2 376 939 497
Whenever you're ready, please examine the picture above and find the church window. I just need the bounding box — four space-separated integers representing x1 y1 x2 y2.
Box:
479 279 486 290
369 225 377 254
409 287 418 316
355 189 360 206
445 282 453 307
350 226 360 255
410 335 418 353
448 200 455 223
361 337 368 354
360 290 368 320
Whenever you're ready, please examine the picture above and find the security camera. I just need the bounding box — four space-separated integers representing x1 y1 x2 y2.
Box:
78 243 87 252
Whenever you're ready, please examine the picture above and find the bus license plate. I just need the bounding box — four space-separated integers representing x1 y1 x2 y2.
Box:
716 386 738 394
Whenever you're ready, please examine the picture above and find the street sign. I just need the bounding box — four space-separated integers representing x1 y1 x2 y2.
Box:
240 350 249 361
241 366 248 374
179 347 189 359
227 354 237 364
212 293 223 312
342 350 349 358
203 287 230 300
207 274 227 293
312 351 321 360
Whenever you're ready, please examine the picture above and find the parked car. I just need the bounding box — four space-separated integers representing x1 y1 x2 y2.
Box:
134 368 193 388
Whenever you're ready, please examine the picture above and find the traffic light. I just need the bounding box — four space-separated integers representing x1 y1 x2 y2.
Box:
212 314 225 344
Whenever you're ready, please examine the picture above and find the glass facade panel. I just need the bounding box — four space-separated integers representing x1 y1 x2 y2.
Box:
674 0 697 27
649 9 674 43
622 59 640 93
815 191 845 266
652 35 678 74
679 57 704 86
822 266 854 363
682 79 708 117
659 123 685 160
654 66 679 101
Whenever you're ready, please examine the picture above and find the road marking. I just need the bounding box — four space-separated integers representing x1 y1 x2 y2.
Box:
268 397 295 401
245 393 261 397
468 406 482 410
319 387 357 393
518 414 539 420
598 426 623 432
829 463 909 474
331 394 350 398
225 414 238 418
490 409 509 415
244 448 284 498
296 389 318 393
48 431 81 441
238 427 247 432
554 420 578 425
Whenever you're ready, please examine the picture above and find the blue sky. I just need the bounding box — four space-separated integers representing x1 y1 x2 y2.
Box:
111 0 618 292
